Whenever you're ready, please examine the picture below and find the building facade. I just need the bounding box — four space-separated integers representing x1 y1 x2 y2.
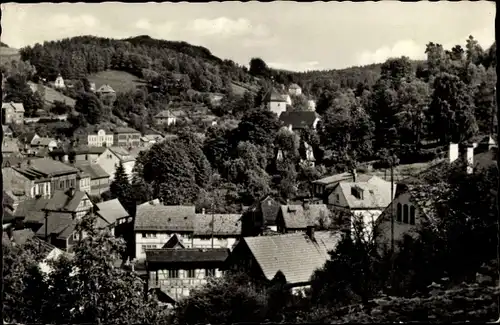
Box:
2 102 25 125
88 129 114 147
113 127 141 147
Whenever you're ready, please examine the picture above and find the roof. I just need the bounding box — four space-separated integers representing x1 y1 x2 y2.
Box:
279 204 332 229
108 147 136 162
2 125 13 133
143 134 164 141
2 139 19 153
44 189 87 212
337 176 394 209
313 172 373 186
7 229 59 256
289 83 301 89
96 199 129 225
145 248 229 264
279 111 319 129
113 127 140 134
13 197 49 223
96 84 115 93
2 101 25 112
19 132 39 144
241 232 339 284
73 162 110 179
72 145 107 155
31 137 56 146
270 92 288 102
162 234 186 249
134 203 196 232
249 195 282 226
35 211 77 240
155 110 175 118
194 214 242 236
21 158 79 177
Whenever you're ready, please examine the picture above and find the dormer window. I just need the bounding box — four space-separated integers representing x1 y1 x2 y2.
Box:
351 186 364 200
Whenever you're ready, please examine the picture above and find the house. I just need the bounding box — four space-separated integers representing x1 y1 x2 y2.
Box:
279 111 320 131
288 83 302 96
300 141 316 167
307 100 316 111
113 127 141 147
72 145 108 162
44 188 93 219
145 248 229 304
13 158 80 194
267 92 288 117
328 173 395 238
96 84 116 96
192 211 241 250
87 129 114 147
19 132 40 147
375 183 446 249
71 146 133 181
154 110 177 126
3 125 13 137
30 137 58 152
312 170 373 199
90 82 96 92
227 231 341 292
73 161 110 196
276 202 333 233
3 189 30 223
76 170 91 194
2 138 20 157
242 195 283 236
2 102 25 124
140 134 164 147
107 146 136 180
3 166 52 199
95 199 130 236
134 202 196 260
3 228 66 274
54 74 65 89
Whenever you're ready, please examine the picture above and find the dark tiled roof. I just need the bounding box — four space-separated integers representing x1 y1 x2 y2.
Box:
155 110 175 118
24 158 79 176
194 214 242 236
19 132 39 144
241 232 338 284
279 204 332 229
114 127 140 134
134 203 196 232
14 197 50 223
279 111 319 129
35 211 77 240
336 176 394 209
74 162 110 179
162 234 186 249
96 199 129 225
73 145 107 155
44 189 87 212
145 248 229 264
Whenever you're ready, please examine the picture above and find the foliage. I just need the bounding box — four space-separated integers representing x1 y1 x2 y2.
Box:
110 161 135 214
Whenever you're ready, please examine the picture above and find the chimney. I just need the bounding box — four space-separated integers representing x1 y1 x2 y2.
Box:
466 146 474 174
351 168 357 183
68 187 76 198
202 208 206 215
303 199 310 210
449 143 459 164
306 225 315 241
62 154 69 163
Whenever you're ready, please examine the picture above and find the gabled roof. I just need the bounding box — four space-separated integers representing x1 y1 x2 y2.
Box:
113 127 140 134
19 132 39 144
2 102 25 113
2 139 19 153
279 204 332 229
20 158 79 177
134 203 196 232
240 232 339 284
73 162 110 179
279 111 319 129
313 172 372 186
35 211 78 240
162 234 186 249
108 147 136 162
95 199 129 225
31 137 56 146
96 84 115 93
248 195 282 226
145 248 229 264
336 177 394 210
2 125 13 133
13 197 50 223
288 83 301 89
44 189 87 212
155 110 176 118
269 92 288 102
72 145 108 155
194 214 242 236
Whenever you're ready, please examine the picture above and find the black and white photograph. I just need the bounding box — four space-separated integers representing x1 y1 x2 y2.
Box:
0 1 497 323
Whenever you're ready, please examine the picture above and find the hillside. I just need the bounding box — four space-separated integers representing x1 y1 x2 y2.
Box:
87 70 146 93
0 46 21 62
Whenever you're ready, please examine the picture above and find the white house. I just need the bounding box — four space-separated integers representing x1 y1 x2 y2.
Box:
87 129 114 147
288 83 302 96
267 92 288 117
54 75 65 89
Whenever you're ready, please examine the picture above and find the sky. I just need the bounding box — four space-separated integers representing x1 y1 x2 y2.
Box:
1 2 495 71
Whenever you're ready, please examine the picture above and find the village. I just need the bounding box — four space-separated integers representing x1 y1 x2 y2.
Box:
1 2 498 324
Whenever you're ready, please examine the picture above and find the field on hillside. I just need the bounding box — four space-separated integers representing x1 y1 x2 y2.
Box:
88 70 146 93
231 81 259 96
43 86 76 107
0 47 21 63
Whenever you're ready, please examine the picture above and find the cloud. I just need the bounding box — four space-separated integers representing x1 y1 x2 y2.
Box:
186 17 269 38
268 60 321 72
135 19 152 30
51 13 100 30
355 39 425 66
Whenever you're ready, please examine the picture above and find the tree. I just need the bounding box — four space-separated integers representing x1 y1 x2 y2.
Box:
110 161 134 213
234 108 281 148
51 100 73 115
249 57 270 78
173 272 268 325
75 92 106 125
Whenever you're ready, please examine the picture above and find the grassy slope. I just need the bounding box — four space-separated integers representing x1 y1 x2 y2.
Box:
87 70 146 93
0 46 21 62
230 80 259 96
42 85 76 107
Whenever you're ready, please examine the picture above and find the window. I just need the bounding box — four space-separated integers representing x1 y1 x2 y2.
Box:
141 244 157 253
396 203 402 222
187 269 196 278
336 194 340 202
168 270 179 278
66 179 70 188
85 155 88 160
410 206 416 225
60 181 64 189
403 204 409 224
205 268 216 277
142 233 157 238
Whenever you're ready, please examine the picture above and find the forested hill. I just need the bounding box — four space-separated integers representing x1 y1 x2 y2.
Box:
18 35 255 94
